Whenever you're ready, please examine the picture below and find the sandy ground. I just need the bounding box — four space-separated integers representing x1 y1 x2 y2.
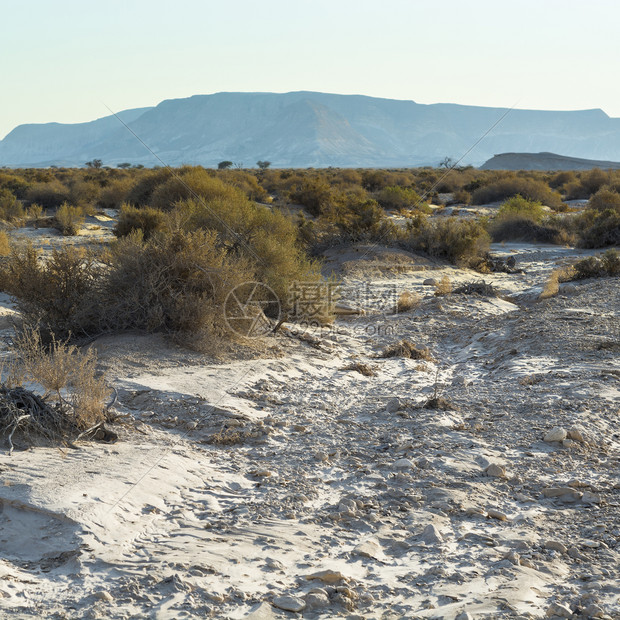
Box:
0 220 618 619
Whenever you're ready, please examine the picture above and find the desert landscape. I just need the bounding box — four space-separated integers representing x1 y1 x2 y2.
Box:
0 163 617 619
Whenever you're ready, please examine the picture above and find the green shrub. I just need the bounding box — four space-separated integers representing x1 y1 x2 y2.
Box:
496 195 545 222
97 177 134 209
114 204 166 240
578 208 620 248
289 177 334 216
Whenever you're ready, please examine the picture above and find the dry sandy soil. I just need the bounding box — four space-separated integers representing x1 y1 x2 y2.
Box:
0 219 618 619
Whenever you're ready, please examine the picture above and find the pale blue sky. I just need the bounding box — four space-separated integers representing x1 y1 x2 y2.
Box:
2 0 619 138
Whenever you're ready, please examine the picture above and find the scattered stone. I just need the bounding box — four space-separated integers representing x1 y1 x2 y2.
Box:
423 278 438 286
272 595 306 613
487 509 508 521
545 601 573 617
306 569 348 584
456 613 473 620
542 487 580 498
485 463 506 478
464 506 486 517
581 491 602 504
354 539 383 560
245 601 276 619
393 458 414 470
421 524 444 544
305 590 330 610
567 547 588 561
567 425 588 443
93 591 113 602
545 540 568 554
265 558 284 571
504 550 520 565
544 427 567 442
582 603 605 618
314 452 329 462
386 397 403 412
416 456 431 469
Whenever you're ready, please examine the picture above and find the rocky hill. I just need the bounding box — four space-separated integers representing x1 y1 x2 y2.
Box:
481 151 620 170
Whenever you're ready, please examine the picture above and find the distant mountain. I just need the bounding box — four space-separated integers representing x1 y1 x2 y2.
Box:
1 92 620 168
481 151 620 170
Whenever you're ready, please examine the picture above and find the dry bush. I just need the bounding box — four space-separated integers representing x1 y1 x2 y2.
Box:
341 361 377 377
434 275 453 296
97 176 134 209
453 281 497 296
0 231 10 256
0 244 101 338
54 202 85 235
376 186 423 211
578 208 620 248
0 326 109 449
539 271 560 299
471 176 563 208
397 291 420 312
405 217 490 267
572 250 620 279
0 188 25 222
380 340 433 360
25 180 71 209
114 204 166 240
588 188 620 212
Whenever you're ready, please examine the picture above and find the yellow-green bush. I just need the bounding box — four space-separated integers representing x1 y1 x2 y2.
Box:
114 204 167 240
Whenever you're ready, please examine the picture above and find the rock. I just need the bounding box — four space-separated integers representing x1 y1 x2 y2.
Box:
386 397 402 412
305 590 330 610
464 506 486 516
421 524 444 544
544 427 567 442
487 508 508 521
423 278 438 286
416 456 431 469
306 569 348 584
265 558 284 571
582 603 605 618
245 601 276 619
314 451 329 462
93 591 113 602
456 613 473 620
545 540 568 554
394 458 414 470
567 546 588 561
581 491 601 504
504 550 520 565
545 601 573 617
354 539 383 560
542 487 580 498
272 595 306 612
567 425 588 443
485 463 506 478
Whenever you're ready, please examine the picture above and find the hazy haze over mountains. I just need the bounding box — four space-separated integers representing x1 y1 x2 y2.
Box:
1 91 620 168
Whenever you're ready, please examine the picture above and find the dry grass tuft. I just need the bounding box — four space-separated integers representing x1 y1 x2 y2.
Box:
380 339 433 361
396 291 421 313
342 361 378 377
434 275 453 296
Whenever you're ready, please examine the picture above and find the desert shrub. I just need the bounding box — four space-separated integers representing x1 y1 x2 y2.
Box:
578 208 620 248
289 177 334 216
172 198 322 310
572 250 620 279
25 180 70 209
471 177 563 208
549 171 577 190
0 244 101 337
114 204 166 240
0 231 10 256
218 170 270 202
150 167 242 210
101 230 255 347
97 177 134 209
496 195 545 223
0 173 30 199
68 179 99 207
54 203 85 235
0 188 24 222
27 203 43 224
406 217 490 267
125 168 172 206
376 186 423 211
452 188 471 205
587 188 620 212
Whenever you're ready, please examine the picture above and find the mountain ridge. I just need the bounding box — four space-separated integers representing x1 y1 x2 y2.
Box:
1 92 619 168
